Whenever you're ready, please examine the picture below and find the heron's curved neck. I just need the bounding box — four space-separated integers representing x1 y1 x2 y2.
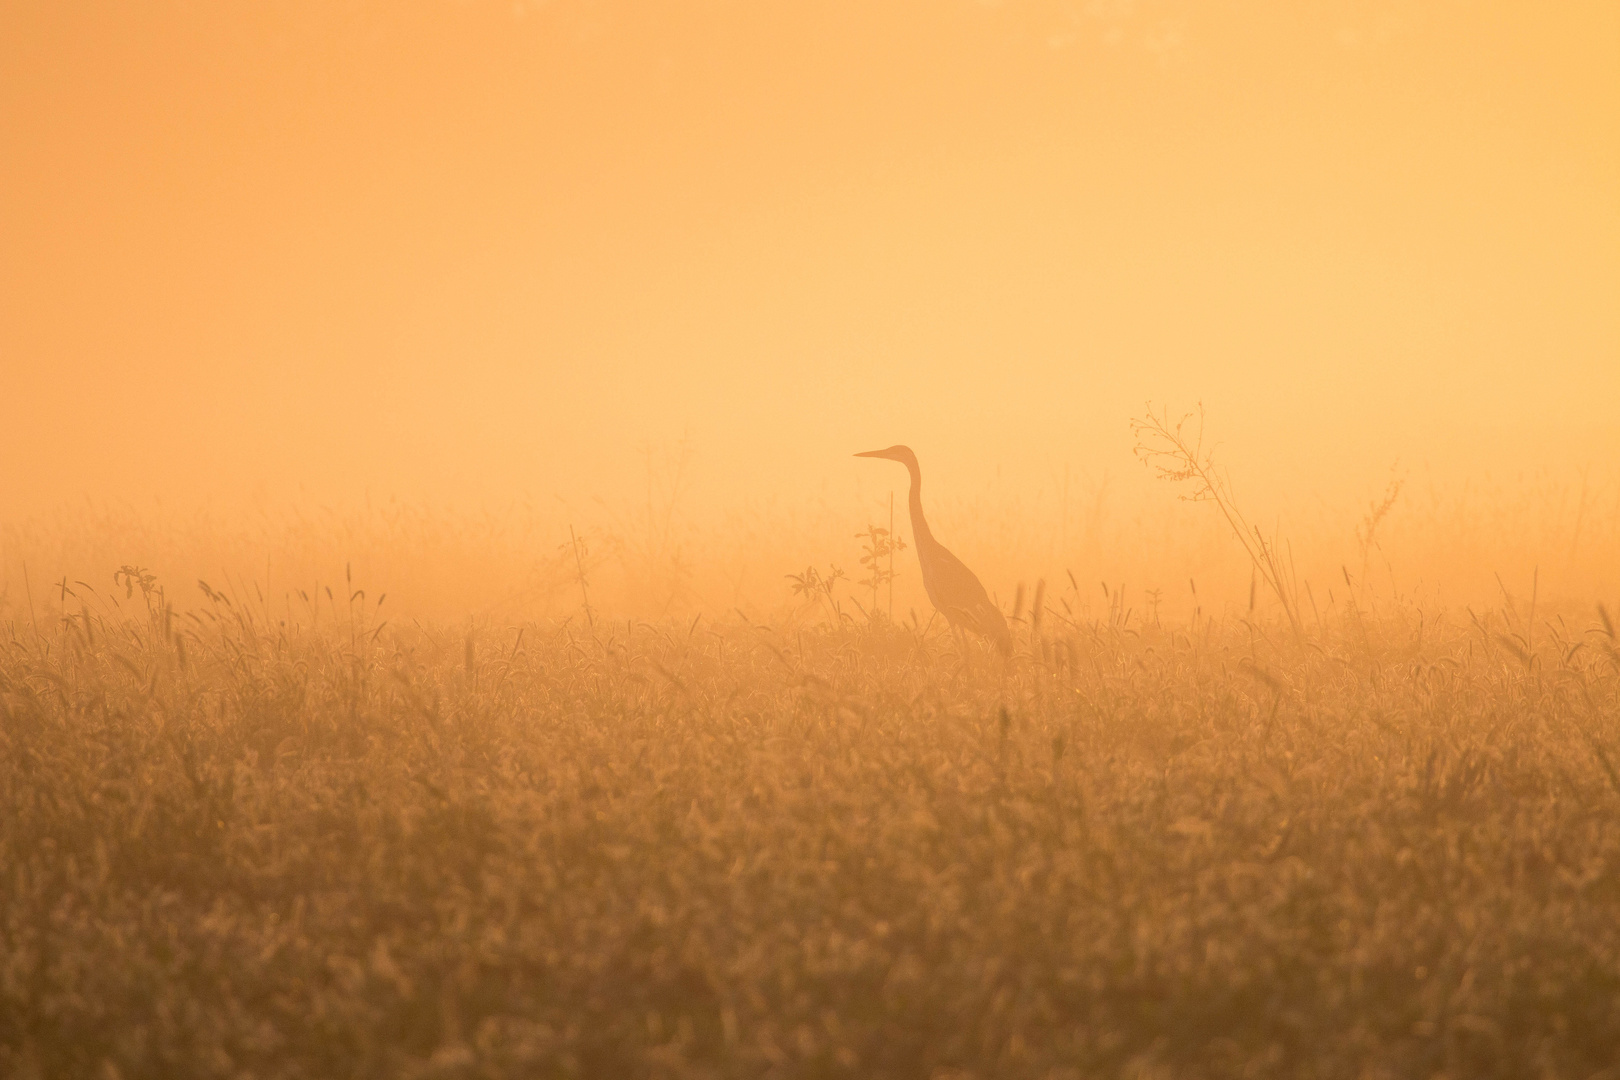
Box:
904 459 934 546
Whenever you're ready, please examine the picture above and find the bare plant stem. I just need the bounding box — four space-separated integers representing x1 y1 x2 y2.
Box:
570 524 593 629
1131 404 1303 639
888 491 895 623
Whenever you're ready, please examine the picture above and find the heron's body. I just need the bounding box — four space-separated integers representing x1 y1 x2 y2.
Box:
855 445 1012 655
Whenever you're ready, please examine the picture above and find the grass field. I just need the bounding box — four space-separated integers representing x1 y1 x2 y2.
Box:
3 580 1619 1079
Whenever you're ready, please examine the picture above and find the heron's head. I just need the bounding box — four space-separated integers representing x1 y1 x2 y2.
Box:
854 445 919 471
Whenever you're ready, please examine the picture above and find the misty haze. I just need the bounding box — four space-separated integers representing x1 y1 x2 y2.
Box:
2 2 1617 1077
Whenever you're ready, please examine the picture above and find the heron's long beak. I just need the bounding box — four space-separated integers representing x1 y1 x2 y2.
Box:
854 449 891 459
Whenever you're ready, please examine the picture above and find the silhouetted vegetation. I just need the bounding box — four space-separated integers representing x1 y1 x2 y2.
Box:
3 574 1617 1078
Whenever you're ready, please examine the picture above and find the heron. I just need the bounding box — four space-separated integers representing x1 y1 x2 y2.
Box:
855 445 1012 656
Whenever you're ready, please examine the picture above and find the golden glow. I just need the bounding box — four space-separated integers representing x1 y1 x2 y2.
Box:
2 1 1617 615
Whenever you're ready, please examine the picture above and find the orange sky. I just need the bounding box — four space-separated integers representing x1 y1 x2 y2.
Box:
3 0 1617 519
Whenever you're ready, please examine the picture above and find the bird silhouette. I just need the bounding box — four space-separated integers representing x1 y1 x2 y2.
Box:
855 445 1012 656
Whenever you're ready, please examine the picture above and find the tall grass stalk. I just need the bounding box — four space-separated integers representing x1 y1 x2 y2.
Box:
1132 403 1304 639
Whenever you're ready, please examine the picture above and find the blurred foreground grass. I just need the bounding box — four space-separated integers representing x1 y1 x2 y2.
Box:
2 590 1618 1079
